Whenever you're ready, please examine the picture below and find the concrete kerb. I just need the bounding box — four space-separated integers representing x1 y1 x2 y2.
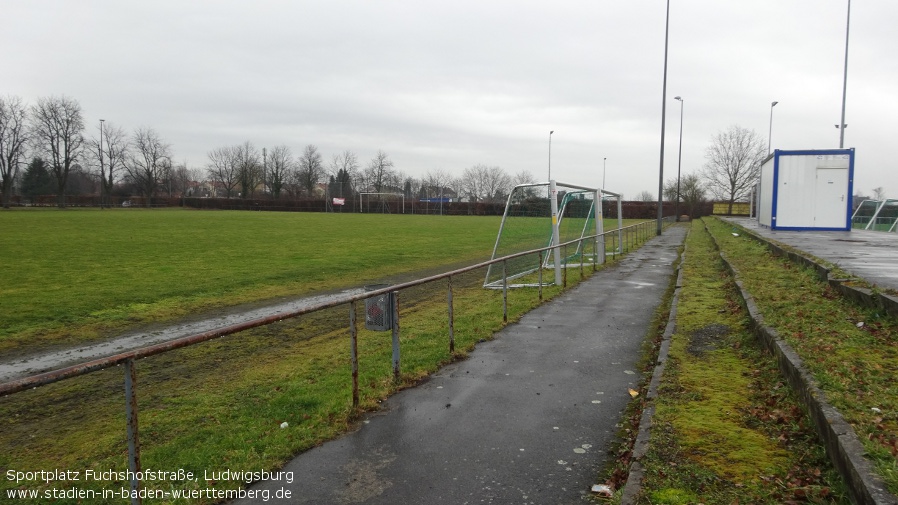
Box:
619 244 686 503
725 219 898 320
707 222 898 505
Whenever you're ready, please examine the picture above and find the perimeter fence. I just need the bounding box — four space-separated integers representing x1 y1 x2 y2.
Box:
0 218 673 504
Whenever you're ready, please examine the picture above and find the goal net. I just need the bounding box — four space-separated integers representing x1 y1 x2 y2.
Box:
358 192 405 214
484 181 612 288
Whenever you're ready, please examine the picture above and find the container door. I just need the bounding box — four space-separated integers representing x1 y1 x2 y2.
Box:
814 168 848 228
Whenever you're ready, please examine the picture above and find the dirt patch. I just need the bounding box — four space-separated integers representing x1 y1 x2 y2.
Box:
687 324 730 356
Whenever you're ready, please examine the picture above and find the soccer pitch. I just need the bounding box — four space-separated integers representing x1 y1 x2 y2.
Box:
0 209 502 355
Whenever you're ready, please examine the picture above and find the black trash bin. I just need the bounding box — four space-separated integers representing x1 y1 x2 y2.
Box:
364 284 394 331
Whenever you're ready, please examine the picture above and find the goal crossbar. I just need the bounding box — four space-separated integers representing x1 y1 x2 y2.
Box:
484 180 622 289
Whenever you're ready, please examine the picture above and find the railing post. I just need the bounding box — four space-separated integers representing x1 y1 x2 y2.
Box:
538 251 543 301
391 291 400 381
447 276 455 353
350 301 359 408
502 260 508 323
580 238 584 279
124 358 141 505
563 244 568 287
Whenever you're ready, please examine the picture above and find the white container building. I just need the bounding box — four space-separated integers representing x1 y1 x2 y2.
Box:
758 149 855 231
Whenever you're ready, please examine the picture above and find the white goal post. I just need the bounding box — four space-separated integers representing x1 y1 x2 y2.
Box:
358 192 405 213
484 180 622 289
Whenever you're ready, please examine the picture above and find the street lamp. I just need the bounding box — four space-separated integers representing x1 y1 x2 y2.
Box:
602 157 607 189
839 0 851 148
656 0 671 235
99 119 105 208
768 101 778 154
548 130 554 181
674 96 684 221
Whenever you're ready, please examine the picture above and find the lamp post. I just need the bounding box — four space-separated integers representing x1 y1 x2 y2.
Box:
548 130 554 181
674 96 683 221
656 0 671 236
839 0 851 148
768 101 778 154
99 119 105 208
602 157 607 189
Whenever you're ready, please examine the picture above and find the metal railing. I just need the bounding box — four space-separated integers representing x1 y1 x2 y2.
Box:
0 217 671 504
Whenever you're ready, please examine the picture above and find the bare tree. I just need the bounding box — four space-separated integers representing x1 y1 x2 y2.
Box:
171 162 201 197
297 144 325 196
267 145 294 199
88 122 129 208
702 125 767 214
364 150 395 193
664 174 706 217
461 164 510 202
482 165 511 202
461 164 486 202
328 150 358 199
30 95 85 207
635 190 655 202
235 141 261 198
0 96 29 208
126 127 172 205
511 170 536 187
207 146 240 198
422 169 453 199
872 186 886 201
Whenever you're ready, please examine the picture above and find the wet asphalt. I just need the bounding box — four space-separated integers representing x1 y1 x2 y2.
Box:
723 217 898 292
233 225 687 505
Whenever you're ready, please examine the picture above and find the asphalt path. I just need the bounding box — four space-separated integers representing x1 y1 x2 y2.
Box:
233 225 687 505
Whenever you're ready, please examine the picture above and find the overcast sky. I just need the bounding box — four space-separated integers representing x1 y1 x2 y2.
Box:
4 1 895 200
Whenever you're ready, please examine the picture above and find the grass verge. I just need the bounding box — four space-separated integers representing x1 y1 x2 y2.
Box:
603 219 849 504
704 217 898 495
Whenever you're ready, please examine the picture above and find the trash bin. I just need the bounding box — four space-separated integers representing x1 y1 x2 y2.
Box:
364 284 394 331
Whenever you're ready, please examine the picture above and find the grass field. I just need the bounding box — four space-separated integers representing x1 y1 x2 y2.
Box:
0 208 638 357
0 208 653 504
0 209 506 356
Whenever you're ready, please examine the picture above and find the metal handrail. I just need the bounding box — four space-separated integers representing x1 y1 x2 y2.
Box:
0 219 665 395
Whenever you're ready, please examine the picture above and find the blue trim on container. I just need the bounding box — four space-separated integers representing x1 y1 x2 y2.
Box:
773 148 853 157
845 150 855 230
770 150 781 229
772 227 851 232
768 148 855 231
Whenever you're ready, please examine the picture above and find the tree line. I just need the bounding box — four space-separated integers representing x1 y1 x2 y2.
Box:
0 94 540 209
2 94 777 213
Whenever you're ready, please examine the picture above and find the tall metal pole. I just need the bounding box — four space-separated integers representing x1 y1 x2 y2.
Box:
839 0 851 148
548 130 554 181
99 119 105 208
674 96 683 221
768 101 778 154
656 0 671 235
602 157 607 189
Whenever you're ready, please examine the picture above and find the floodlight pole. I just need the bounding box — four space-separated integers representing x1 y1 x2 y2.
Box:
548 130 554 180
99 119 105 208
768 101 778 154
839 0 851 148
656 0 671 236
603 157 607 189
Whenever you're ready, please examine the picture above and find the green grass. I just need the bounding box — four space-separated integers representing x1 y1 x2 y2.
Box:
705 217 898 496
0 208 637 357
633 220 848 503
0 209 504 355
